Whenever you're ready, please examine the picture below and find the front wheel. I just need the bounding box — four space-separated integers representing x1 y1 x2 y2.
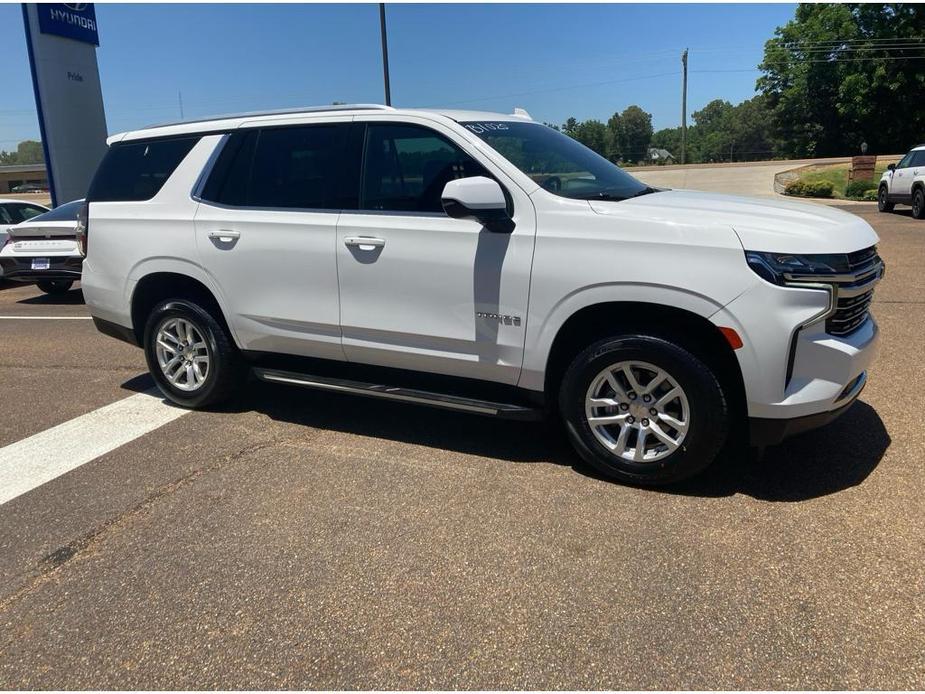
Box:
559 335 729 486
36 279 73 294
877 186 894 213
913 188 925 219
143 299 246 408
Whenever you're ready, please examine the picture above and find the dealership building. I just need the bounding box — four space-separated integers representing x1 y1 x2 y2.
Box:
0 164 49 194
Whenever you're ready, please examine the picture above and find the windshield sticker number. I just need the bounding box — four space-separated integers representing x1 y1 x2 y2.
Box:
465 122 510 134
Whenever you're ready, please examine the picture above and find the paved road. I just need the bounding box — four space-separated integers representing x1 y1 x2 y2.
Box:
0 207 923 688
631 161 794 198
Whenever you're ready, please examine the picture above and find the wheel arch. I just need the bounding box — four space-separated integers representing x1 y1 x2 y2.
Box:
540 301 747 428
130 271 235 346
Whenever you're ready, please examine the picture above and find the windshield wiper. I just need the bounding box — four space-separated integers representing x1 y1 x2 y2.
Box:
572 186 659 202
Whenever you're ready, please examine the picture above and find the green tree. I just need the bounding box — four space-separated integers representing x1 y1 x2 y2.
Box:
570 119 610 157
651 127 682 159
0 140 44 165
15 140 44 164
758 3 925 157
617 105 653 164
605 112 623 161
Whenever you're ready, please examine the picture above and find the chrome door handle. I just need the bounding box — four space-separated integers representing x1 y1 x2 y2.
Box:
207 230 240 242
344 236 385 250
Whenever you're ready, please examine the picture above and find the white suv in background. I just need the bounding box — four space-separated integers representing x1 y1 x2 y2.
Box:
879 144 925 218
79 104 883 486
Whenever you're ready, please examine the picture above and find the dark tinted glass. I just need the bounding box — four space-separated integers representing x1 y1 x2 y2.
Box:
87 136 199 202
200 131 258 206
1 202 49 224
361 123 488 213
248 125 347 209
911 150 925 168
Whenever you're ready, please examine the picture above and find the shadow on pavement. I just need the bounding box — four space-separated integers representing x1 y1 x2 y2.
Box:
201 377 890 502
17 287 85 305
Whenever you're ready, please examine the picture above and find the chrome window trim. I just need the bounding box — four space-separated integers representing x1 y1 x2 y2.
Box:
190 133 231 203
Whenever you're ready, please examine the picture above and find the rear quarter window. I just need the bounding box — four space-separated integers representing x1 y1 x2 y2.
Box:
86 136 200 202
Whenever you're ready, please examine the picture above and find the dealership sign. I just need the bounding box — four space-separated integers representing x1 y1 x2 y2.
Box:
23 3 108 205
36 4 99 46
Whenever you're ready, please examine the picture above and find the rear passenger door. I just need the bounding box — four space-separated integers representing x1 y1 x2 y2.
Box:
194 121 350 360
335 119 536 385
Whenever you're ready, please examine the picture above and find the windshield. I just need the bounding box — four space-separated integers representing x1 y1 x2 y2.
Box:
461 120 653 201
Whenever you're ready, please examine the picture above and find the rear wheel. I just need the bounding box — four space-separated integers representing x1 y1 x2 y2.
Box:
559 334 729 486
913 188 925 219
877 186 894 213
36 279 73 294
143 298 246 408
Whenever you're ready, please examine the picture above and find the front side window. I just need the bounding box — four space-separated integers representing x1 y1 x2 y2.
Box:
360 123 488 213
897 152 916 169
910 150 925 168
461 121 653 202
87 136 200 202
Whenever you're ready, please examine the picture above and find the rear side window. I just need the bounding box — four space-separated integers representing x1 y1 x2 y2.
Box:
87 136 199 202
200 124 349 210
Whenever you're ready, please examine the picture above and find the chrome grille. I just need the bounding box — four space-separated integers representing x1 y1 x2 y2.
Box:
825 246 883 337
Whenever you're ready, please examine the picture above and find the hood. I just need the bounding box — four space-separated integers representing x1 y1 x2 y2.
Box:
591 189 879 254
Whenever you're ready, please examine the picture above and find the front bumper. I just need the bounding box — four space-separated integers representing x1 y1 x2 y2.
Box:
748 371 866 446
0 256 82 282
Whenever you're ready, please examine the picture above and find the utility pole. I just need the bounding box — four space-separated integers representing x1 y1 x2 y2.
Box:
379 3 392 106
680 48 688 165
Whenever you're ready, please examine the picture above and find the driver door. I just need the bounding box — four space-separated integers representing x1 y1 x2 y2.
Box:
335 120 536 385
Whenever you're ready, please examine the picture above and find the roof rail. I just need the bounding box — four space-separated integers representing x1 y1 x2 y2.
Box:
144 103 394 130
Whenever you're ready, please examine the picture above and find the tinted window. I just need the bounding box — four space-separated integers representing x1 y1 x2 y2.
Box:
0 203 48 224
897 152 916 169
200 125 347 209
911 150 925 168
249 125 347 209
360 123 488 213
200 131 258 207
87 136 199 202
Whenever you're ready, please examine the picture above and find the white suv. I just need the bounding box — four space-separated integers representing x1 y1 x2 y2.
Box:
80 104 883 485
878 145 925 218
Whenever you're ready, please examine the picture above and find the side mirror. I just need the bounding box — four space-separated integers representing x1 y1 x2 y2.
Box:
441 176 514 233
888 163 896 171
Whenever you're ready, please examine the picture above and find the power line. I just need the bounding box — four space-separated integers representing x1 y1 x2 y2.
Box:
444 70 681 106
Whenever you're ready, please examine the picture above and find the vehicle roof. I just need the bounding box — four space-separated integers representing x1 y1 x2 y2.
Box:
109 104 533 144
0 199 50 208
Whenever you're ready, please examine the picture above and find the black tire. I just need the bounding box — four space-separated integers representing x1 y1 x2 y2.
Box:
877 186 894 213
36 279 73 294
143 298 246 408
913 188 925 220
559 334 729 486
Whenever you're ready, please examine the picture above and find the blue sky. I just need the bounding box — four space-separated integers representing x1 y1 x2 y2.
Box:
0 3 796 150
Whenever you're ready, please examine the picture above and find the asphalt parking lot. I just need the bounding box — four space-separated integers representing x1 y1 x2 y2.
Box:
0 205 923 689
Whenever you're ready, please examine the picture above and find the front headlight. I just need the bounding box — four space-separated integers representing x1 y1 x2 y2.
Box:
745 251 843 286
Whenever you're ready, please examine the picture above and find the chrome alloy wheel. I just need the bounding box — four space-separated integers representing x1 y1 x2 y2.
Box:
584 360 690 463
154 317 210 392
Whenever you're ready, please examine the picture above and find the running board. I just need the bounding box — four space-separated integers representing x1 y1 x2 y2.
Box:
253 368 543 421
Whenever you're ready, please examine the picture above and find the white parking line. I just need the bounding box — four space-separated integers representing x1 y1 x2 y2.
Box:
0 390 189 506
0 316 93 320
